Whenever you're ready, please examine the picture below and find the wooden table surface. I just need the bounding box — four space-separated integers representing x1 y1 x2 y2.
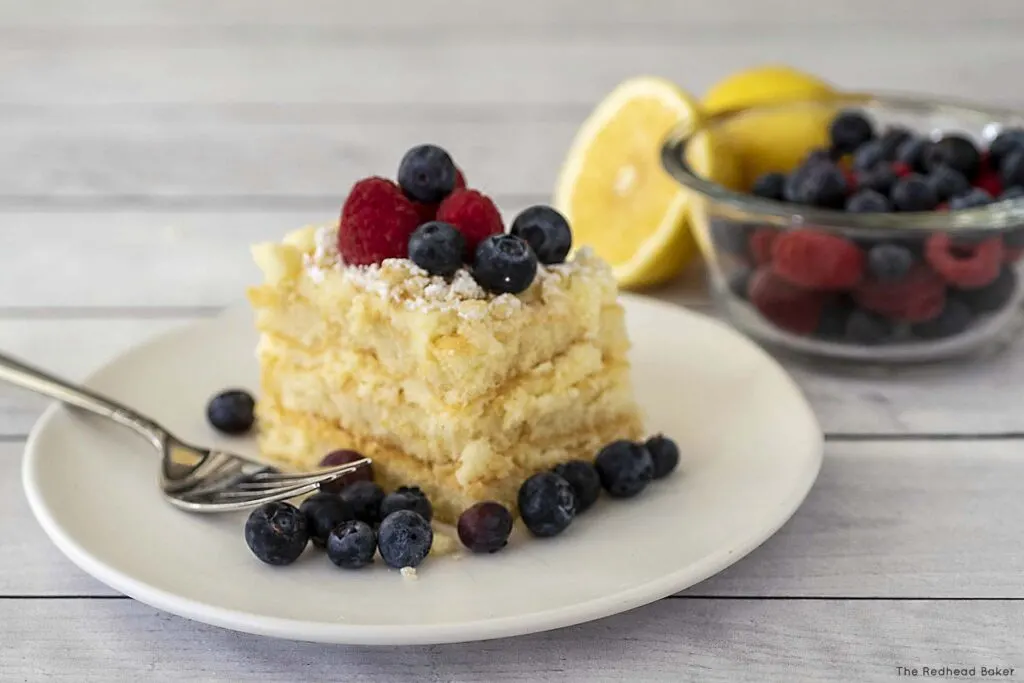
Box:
5 2 1024 681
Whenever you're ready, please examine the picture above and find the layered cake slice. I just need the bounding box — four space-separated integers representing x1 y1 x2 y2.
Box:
247 146 644 523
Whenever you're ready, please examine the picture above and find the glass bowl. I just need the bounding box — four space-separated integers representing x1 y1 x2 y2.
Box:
661 92 1024 363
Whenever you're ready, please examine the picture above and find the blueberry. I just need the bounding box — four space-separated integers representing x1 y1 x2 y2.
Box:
244 501 309 566
815 299 852 340
829 110 875 154
377 509 433 569
644 434 680 479
552 460 602 513
206 389 255 435
728 268 752 300
397 144 457 204
326 520 377 569
856 164 898 195
802 147 840 166
867 243 915 281
317 449 372 494
890 174 938 212
509 205 573 265
1000 149 1024 190
852 139 887 172
878 127 913 159
784 162 848 208
339 481 385 526
472 234 538 294
379 485 433 522
926 166 971 202
845 189 891 213
956 267 1018 312
924 135 981 180
845 309 895 345
408 221 465 276
895 137 932 172
517 472 576 538
456 501 513 553
751 172 787 200
949 188 993 211
1000 186 1024 201
911 299 974 340
989 128 1024 168
300 492 355 548
594 440 654 498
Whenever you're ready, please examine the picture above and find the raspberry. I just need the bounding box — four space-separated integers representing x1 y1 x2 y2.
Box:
436 189 504 256
454 167 467 191
771 229 865 289
892 161 912 178
853 265 946 322
338 177 421 266
974 169 1003 198
412 166 468 224
748 228 778 265
747 268 825 335
924 233 1003 288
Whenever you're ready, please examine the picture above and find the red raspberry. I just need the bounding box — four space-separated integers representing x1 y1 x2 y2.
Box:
771 229 865 289
412 167 468 223
454 167 467 191
892 161 912 178
853 265 946 322
974 169 1003 198
747 268 825 335
436 189 504 255
748 228 778 265
338 177 421 266
924 233 1003 288
843 168 858 191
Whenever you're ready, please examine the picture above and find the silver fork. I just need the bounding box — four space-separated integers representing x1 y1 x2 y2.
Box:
0 351 369 513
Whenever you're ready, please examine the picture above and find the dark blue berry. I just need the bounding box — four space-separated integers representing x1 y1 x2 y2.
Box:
379 485 433 522
728 268 752 300
852 139 887 172
815 299 852 340
1000 186 1024 201
845 309 894 345
845 189 890 213
989 128 1024 168
784 162 848 208
911 299 974 340
956 267 1018 312
644 434 679 479
300 492 355 548
867 243 914 281
517 472 576 538
377 509 433 569
594 440 654 498
456 501 513 553
325 520 377 569
924 135 981 180
472 234 538 294
1000 149 1024 190
751 172 787 200
802 147 840 166
552 460 602 513
926 166 971 202
206 389 255 435
890 174 938 212
339 481 385 526
408 221 465 276
949 188 993 211
878 127 913 159
895 137 932 172
829 110 875 154
856 164 898 195
397 144 457 204
509 205 573 265
244 502 309 566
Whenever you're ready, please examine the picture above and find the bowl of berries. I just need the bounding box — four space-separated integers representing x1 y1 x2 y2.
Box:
662 92 1024 362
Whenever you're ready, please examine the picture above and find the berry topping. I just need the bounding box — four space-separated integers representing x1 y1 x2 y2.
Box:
926 166 971 202
339 480 386 526
299 492 355 548
379 485 433 522
317 449 372 494
377 509 433 569
974 169 1003 198
751 172 787 200
338 177 421 266
815 299 852 340
784 161 848 208
595 440 654 498
956 266 1018 312
989 128 1024 168
852 139 887 172
925 233 1003 288
552 460 602 513
829 110 875 154
890 174 939 212
844 309 895 345
802 147 839 166
895 137 931 173
878 127 913 159
911 298 975 340
856 165 898 195
457 501 513 553
407 221 465 276
924 134 981 179
325 520 377 569
771 229 865 289
517 472 577 538
510 205 573 265
867 243 915 282
435 189 504 255
453 167 467 191
845 189 890 213
949 188 994 211
397 144 457 204
748 267 826 334
206 389 255 435
748 227 779 265
472 234 538 294
1001 149 1024 190
644 434 680 479
244 501 309 566
853 265 946 322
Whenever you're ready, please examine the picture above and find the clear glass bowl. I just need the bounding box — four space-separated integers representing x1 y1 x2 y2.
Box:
661 92 1024 363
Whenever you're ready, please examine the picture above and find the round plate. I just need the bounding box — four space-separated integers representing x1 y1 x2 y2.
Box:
22 294 822 645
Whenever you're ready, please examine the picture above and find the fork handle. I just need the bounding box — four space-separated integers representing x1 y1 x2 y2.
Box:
0 350 167 448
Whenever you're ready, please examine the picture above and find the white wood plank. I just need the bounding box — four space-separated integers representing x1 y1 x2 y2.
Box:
3 597 1023 682
6 440 1024 597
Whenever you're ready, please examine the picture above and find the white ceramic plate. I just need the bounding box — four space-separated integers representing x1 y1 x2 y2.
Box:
22 295 822 645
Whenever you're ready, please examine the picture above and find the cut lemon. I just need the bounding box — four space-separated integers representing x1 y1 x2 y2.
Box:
702 64 833 116
554 76 701 289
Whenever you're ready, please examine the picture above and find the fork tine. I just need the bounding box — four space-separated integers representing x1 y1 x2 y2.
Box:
171 479 327 513
232 458 371 491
